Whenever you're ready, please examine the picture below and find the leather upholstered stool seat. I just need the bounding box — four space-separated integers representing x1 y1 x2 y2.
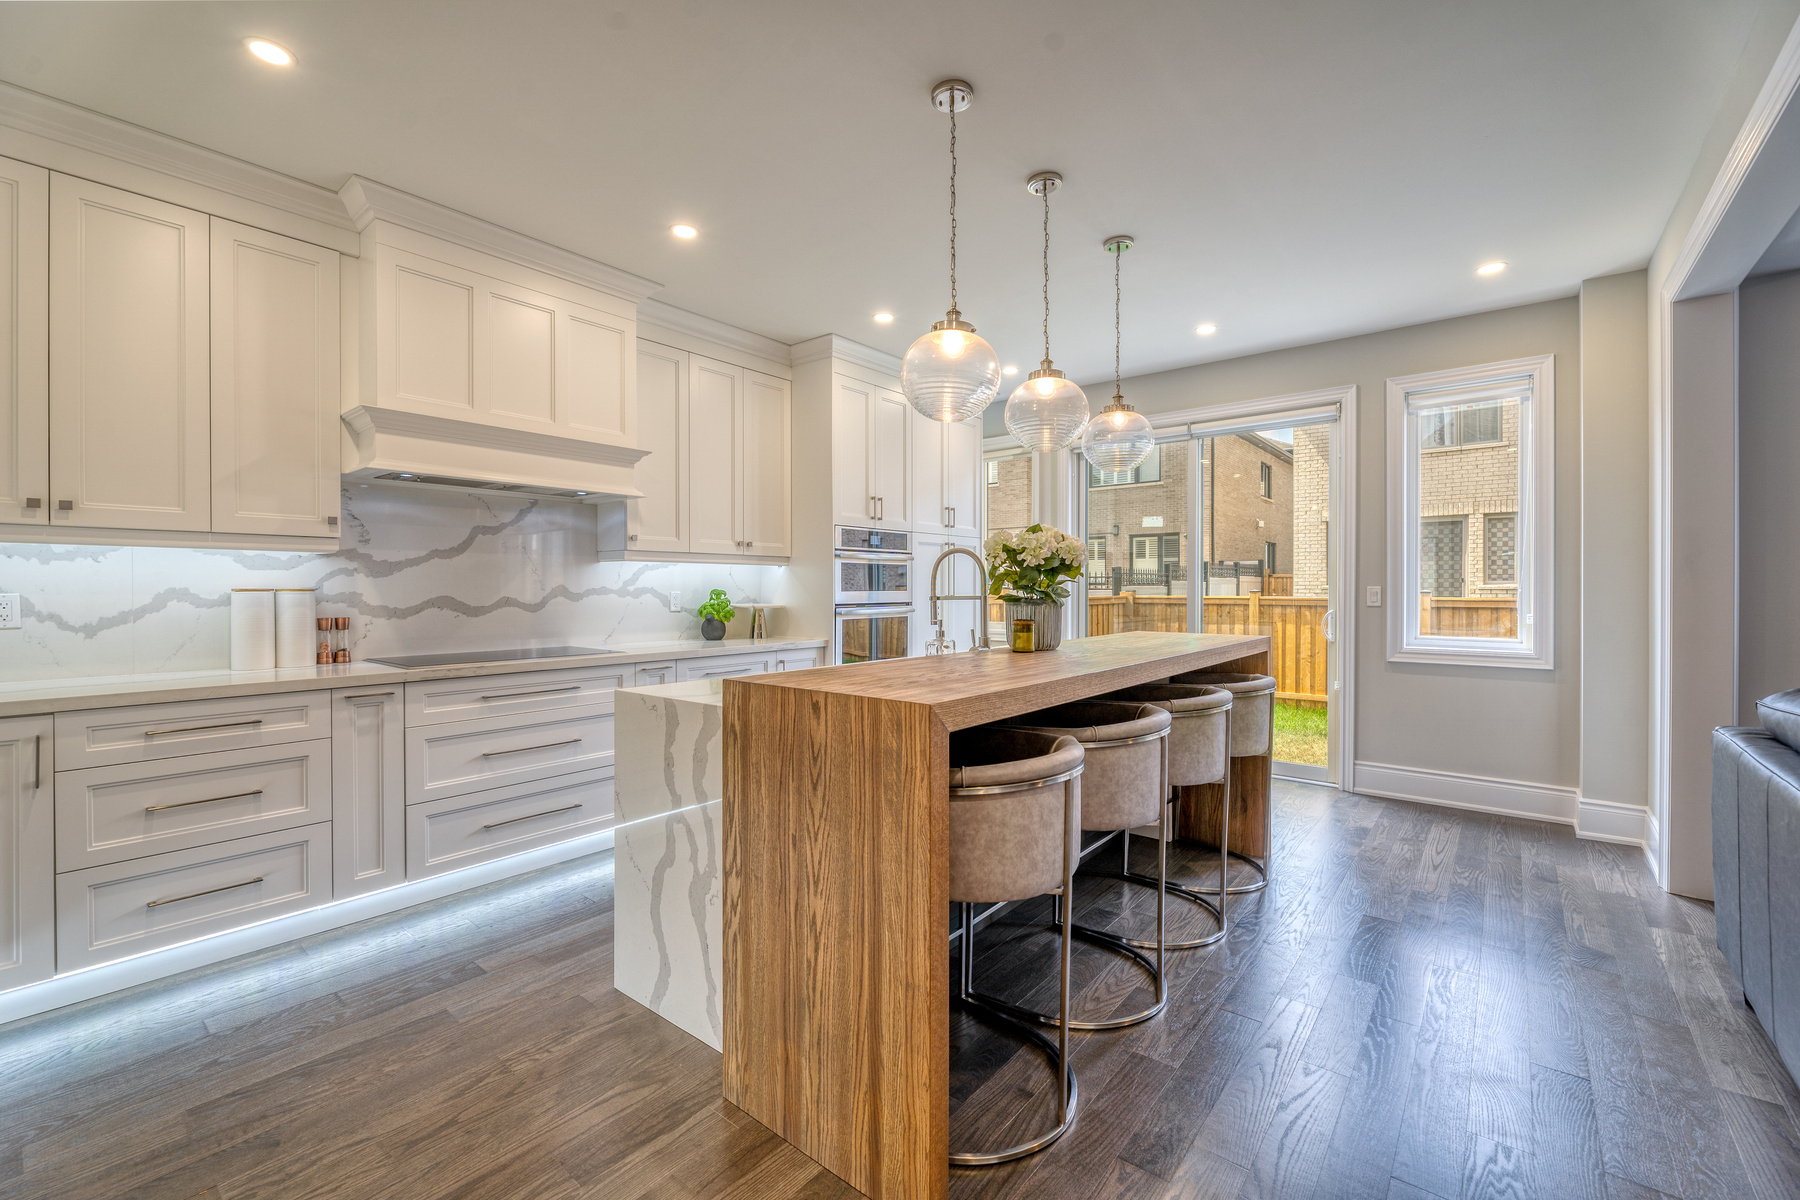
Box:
1101 683 1234 948
1166 671 1276 895
980 700 1173 1031
946 726 1083 1165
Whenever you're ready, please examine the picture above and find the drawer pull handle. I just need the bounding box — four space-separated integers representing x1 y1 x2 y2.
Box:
477 684 584 701
481 738 583 758
342 692 395 701
484 803 583 831
145 789 264 813
147 876 265 908
144 719 264 738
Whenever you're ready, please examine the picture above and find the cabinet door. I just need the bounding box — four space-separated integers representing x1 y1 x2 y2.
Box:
0 156 48 528
832 376 874 527
741 369 791 557
49 175 210 532
910 409 945 531
871 386 911 528
910 533 944 654
0 716 53 995
688 355 742 557
210 219 341 538
561 300 633 443
332 687 405 899
944 417 983 538
630 341 688 555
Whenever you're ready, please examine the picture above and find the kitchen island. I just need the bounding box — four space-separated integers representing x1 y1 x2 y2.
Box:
721 631 1272 1199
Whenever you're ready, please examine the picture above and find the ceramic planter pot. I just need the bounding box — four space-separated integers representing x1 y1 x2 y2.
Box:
1003 601 1064 651
701 617 727 641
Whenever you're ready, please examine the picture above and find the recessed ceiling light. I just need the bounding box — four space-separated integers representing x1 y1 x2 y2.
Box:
1196 323 1218 336
1477 260 1507 276
873 312 894 324
1002 365 1018 375
670 224 697 239
245 38 294 66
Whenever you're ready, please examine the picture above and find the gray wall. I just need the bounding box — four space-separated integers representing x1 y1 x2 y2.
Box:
1580 271 1651 811
996 297 1583 788
1739 269 1800 714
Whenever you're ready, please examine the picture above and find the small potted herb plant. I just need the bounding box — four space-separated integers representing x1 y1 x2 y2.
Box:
697 589 735 641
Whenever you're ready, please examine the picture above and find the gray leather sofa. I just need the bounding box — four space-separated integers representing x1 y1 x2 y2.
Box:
1713 688 1800 1069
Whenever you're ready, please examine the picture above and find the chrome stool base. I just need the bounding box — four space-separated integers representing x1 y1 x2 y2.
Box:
948 994 1080 1165
968 887 1168 1032
1101 826 1226 950
1170 840 1269 895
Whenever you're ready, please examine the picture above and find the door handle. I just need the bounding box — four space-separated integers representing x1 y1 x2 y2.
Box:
1322 609 1335 642
29 735 41 791
869 496 877 520
57 500 73 512
23 497 40 510
877 496 885 520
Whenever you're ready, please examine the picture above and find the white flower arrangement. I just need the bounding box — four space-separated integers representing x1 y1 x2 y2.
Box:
985 523 1086 605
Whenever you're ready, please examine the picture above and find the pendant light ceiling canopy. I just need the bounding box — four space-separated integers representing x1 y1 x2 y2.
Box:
1005 172 1089 453
1081 235 1156 474
901 79 1002 424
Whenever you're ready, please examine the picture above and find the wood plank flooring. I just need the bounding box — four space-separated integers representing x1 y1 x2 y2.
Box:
1 782 1796 1200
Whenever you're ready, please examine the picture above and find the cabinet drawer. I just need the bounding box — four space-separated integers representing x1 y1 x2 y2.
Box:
676 653 770 682
404 666 627 727
56 692 332 769
632 661 676 687
406 769 614 880
56 740 332 871
405 705 614 806
55 822 331 972
773 650 821 672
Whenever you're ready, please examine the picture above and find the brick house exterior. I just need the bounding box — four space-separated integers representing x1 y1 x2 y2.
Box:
1291 425 1330 598
1416 400 1520 599
984 453 1033 538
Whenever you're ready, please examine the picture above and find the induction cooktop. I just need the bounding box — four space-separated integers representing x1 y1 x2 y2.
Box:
366 646 616 669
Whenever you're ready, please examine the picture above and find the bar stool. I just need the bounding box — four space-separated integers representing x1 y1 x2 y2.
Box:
981 701 1172 1031
947 726 1084 1165
1100 683 1233 949
1166 671 1276 895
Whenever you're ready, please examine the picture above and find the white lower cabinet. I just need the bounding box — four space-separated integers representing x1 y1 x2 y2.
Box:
406 769 614 880
54 739 332 871
633 661 676 686
404 704 615 806
772 650 820 672
55 821 332 973
677 652 769 681
0 717 53 996
331 687 405 899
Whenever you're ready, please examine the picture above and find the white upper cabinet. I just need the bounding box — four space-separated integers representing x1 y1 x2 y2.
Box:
367 240 636 445
0 156 48 528
598 342 790 562
49 175 211 533
622 340 688 556
741 369 792 558
907 407 983 538
210 218 341 539
687 354 742 559
831 375 910 530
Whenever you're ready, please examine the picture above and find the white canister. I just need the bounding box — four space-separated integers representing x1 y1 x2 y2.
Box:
230 589 276 671
274 589 318 669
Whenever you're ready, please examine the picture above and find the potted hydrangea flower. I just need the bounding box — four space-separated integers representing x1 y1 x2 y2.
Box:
984 523 1086 651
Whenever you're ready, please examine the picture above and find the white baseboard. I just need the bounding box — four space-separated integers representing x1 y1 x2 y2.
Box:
1352 761 1652 850
0 828 615 1028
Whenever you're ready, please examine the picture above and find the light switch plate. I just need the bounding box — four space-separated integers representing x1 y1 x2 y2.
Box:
0 593 18 629
1366 586 1382 607
669 590 681 613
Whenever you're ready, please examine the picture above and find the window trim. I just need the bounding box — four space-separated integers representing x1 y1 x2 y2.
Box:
1386 355 1553 669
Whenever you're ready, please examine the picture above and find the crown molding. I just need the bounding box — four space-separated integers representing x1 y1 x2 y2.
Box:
788 333 903 376
0 79 352 231
339 176 662 305
637 299 790 367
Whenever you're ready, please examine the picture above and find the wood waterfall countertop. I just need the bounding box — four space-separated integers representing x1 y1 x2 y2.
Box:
720 631 1272 1199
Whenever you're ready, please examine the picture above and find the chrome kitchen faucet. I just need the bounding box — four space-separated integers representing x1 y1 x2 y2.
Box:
927 544 991 654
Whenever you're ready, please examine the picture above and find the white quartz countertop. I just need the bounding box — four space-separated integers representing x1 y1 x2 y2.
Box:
617 679 725 704
0 637 826 719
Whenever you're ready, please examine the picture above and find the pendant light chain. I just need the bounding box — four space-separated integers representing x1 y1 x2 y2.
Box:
948 101 957 314
1041 184 1051 365
1114 244 1122 399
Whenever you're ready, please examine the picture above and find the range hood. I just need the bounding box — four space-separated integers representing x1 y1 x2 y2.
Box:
341 405 646 501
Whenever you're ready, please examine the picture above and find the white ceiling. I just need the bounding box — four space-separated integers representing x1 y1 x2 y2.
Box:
0 0 1767 386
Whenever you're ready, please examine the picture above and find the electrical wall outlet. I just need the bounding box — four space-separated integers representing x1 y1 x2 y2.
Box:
0 594 19 630
1366 585 1382 607
669 590 681 613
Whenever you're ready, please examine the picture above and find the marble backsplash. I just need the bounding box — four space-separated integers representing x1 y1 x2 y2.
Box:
0 485 785 683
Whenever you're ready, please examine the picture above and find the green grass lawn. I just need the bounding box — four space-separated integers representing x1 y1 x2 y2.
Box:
1273 700 1328 767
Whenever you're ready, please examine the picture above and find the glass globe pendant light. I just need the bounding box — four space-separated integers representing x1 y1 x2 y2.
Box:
1004 172 1090 452
901 80 1002 423
1081 235 1156 473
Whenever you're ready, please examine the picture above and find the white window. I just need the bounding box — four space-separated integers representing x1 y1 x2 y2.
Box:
1386 355 1553 668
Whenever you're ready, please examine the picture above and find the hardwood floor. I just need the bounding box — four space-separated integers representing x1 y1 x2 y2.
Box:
1 782 1796 1200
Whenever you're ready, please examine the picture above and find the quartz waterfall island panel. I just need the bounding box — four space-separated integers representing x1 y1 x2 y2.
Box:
720 631 1272 1199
